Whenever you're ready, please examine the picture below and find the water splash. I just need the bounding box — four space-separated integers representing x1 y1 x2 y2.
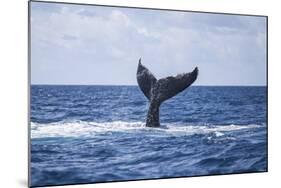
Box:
31 120 262 138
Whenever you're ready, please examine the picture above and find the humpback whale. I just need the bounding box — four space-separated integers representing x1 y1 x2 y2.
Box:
136 58 198 127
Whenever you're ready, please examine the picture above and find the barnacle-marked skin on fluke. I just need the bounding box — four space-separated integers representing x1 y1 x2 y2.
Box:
137 58 198 127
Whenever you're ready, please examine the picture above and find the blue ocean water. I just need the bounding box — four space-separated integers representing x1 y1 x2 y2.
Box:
30 85 267 187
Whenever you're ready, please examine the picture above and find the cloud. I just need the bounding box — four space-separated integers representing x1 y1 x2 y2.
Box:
31 2 267 86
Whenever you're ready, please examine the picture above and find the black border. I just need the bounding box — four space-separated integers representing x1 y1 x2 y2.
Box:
28 0 268 187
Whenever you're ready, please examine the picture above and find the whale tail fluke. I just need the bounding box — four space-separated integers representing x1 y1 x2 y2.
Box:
137 58 198 103
136 58 198 127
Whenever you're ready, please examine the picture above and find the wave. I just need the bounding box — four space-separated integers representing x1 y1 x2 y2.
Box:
30 120 263 139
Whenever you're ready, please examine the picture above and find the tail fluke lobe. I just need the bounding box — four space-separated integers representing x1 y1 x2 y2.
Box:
156 67 198 103
136 58 157 100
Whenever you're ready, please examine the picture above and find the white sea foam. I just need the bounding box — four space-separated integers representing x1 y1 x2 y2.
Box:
31 121 144 138
30 121 262 139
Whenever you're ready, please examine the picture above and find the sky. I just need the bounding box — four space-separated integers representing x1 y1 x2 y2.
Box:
30 2 267 86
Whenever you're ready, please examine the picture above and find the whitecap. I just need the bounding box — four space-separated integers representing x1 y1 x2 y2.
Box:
30 120 263 139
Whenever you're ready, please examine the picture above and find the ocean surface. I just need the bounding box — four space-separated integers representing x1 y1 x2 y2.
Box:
30 85 267 187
